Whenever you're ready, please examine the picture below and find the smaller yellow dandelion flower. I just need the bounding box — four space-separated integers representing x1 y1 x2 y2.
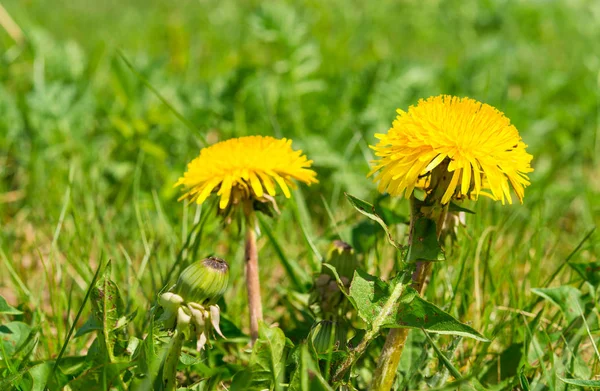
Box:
176 136 318 210
369 95 533 205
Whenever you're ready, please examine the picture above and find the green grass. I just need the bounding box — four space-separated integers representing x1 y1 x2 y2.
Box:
1 0 599 389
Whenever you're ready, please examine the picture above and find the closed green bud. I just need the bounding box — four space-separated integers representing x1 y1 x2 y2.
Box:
310 320 347 354
325 240 357 280
173 257 229 305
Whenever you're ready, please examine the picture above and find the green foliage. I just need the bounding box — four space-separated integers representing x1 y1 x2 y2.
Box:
231 323 287 391
559 377 600 388
0 295 22 315
89 262 128 360
289 344 334 391
347 269 486 340
345 193 403 251
0 322 33 361
531 286 585 323
1 0 599 389
569 261 600 286
406 216 445 262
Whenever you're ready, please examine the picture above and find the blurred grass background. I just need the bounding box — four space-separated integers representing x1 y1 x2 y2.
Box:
1 0 599 387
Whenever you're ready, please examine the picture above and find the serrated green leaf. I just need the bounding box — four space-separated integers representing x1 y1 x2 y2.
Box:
90 261 126 362
8 356 92 390
11 324 39 365
56 355 93 376
250 323 286 390
531 286 585 322
0 294 22 315
74 315 102 338
289 344 311 391
559 377 600 387
569 261 600 285
28 362 52 391
179 351 203 366
130 321 161 391
349 269 390 325
345 193 402 251
0 321 32 358
407 215 445 262
348 270 486 341
389 288 487 341
231 323 287 391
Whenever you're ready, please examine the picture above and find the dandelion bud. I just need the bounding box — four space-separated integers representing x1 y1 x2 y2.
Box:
325 240 357 281
173 257 229 305
311 320 347 354
310 241 358 318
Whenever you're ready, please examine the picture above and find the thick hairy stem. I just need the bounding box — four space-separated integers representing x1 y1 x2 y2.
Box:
163 330 185 391
332 276 407 384
245 216 263 344
371 197 439 391
370 262 430 390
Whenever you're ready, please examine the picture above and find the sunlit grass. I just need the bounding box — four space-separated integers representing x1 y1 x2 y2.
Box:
0 0 598 389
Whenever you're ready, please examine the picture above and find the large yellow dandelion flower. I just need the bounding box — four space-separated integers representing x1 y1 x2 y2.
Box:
177 135 318 210
369 95 533 205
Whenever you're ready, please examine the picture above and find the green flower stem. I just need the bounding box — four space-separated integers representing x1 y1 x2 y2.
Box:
332 272 409 384
163 330 185 391
370 196 446 391
245 212 263 344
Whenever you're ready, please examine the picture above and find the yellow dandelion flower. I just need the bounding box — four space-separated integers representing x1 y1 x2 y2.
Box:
176 135 318 210
369 95 533 205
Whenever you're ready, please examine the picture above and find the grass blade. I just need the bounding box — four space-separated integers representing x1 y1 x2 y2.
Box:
52 260 104 374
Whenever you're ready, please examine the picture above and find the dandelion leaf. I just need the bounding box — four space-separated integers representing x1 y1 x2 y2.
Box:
348 270 487 341
345 193 402 251
0 294 22 315
569 261 600 286
531 286 585 323
230 323 287 391
406 215 445 262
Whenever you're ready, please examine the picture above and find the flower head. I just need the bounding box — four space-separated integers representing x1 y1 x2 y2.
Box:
369 95 533 205
176 136 318 210
159 257 230 350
